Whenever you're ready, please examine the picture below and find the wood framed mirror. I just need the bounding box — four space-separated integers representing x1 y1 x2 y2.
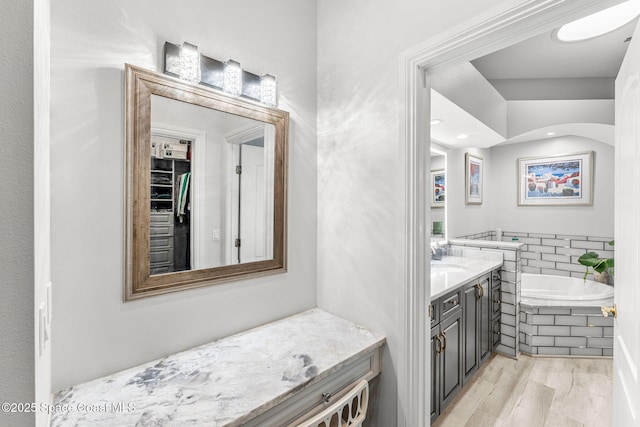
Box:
124 64 288 300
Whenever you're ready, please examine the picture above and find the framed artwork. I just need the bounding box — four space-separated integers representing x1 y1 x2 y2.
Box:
517 151 593 206
430 170 445 208
465 153 483 205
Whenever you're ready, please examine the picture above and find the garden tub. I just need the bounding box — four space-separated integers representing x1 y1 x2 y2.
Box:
519 273 614 357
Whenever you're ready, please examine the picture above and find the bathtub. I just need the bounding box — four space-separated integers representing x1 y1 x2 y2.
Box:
519 273 614 357
521 273 613 307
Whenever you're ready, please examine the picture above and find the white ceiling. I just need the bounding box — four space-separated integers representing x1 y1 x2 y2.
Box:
431 10 638 148
430 89 504 148
471 18 637 80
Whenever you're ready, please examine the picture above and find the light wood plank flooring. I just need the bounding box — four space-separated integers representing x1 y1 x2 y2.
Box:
433 353 613 427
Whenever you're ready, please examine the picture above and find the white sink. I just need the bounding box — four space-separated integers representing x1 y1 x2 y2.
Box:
431 263 468 273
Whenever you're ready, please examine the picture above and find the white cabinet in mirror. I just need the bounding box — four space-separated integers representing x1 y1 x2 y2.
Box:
125 64 288 300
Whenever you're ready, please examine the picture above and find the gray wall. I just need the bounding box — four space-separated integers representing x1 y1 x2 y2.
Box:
0 2 35 426
316 0 523 425
50 0 317 390
447 147 494 238
446 137 614 239
490 136 614 236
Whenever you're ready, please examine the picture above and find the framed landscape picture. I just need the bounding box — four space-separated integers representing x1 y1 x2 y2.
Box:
431 170 445 208
465 153 483 205
518 151 593 206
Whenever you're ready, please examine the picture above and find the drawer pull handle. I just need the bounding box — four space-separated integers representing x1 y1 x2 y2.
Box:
494 299 501 305
449 300 458 306
441 331 447 351
322 392 332 403
435 335 443 356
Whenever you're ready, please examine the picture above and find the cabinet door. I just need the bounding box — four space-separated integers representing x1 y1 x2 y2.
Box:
440 308 463 411
430 325 441 424
491 284 501 319
478 274 492 365
492 318 501 348
463 282 478 383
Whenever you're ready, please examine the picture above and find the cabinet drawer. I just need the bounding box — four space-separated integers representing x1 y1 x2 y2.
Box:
150 223 174 237
439 289 461 320
150 265 172 275
150 236 173 249
150 212 173 225
150 247 174 265
491 269 501 284
243 348 382 427
430 302 440 326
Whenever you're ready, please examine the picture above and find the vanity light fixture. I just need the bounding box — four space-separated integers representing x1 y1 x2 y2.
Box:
223 60 243 96
163 41 278 106
178 42 201 83
555 0 640 42
431 119 443 126
260 74 277 107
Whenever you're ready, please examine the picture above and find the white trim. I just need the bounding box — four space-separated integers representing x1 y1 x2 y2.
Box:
151 124 206 270
398 1 624 425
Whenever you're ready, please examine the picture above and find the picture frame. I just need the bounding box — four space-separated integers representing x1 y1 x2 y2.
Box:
517 151 593 206
465 153 483 205
430 170 445 208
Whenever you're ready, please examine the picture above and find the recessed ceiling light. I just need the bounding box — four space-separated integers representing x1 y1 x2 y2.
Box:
431 119 443 126
546 132 556 136
456 134 469 139
555 0 640 42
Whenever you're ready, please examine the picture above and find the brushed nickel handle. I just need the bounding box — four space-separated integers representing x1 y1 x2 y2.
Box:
441 331 447 351
601 304 617 318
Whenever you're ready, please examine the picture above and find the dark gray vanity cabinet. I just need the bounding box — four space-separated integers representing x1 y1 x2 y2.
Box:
431 267 502 423
430 289 463 424
463 273 492 384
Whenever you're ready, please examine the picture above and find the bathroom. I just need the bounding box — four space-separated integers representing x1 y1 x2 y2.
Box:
2 0 638 426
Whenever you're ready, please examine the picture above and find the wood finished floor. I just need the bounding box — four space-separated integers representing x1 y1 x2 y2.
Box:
433 353 613 427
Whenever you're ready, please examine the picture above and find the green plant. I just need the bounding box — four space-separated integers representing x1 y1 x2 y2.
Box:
577 240 614 281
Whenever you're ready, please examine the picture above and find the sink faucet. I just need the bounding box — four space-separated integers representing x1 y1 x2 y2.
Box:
431 244 443 260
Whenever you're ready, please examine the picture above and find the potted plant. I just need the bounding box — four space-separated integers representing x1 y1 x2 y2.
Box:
578 240 614 284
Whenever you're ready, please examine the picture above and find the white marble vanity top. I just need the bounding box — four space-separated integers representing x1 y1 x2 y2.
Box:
50 309 385 427
431 252 503 300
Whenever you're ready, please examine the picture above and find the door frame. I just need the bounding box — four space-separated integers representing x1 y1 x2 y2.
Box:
398 1 624 425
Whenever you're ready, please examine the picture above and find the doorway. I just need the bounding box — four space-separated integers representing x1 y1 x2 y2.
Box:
399 1 637 425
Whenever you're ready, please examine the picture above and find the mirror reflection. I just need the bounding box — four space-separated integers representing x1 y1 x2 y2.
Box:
430 148 447 239
124 64 288 300
149 95 275 275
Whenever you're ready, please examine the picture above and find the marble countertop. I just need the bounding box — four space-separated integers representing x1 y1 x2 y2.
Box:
431 253 503 300
50 309 385 427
